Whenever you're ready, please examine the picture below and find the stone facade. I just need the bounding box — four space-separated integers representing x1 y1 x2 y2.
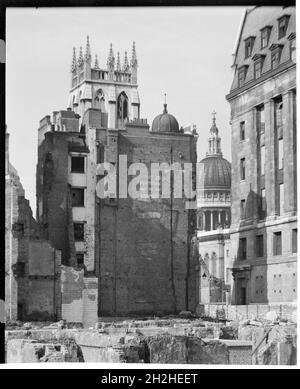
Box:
226 6 297 305
35 39 198 323
5 130 61 322
196 115 232 305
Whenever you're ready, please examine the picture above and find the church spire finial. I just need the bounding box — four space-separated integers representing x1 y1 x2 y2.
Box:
207 110 222 156
71 47 77 72
85 35 91 62
212 110 216 124
130 41 137 68
163 93 168 113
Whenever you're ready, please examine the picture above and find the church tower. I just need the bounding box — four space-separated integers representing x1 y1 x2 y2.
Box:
68 37 140 129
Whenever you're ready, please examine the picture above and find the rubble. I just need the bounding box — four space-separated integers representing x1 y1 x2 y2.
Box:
5 316 297 365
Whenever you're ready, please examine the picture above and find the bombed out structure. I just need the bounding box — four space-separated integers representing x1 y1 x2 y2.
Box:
36 39 199 326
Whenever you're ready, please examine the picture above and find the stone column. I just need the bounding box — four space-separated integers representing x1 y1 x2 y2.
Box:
264 99 276 220
218 211 221 225
211 211 214 231
282 90 297 216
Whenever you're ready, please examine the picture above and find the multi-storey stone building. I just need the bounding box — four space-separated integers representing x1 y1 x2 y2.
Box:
36 39 198 325
196 114 231 305
226 6 296 305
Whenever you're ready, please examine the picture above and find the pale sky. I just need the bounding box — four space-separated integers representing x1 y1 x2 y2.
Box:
6 6 244 212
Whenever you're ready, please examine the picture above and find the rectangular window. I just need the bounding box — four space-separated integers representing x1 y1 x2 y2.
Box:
238 67 247 88
71 156 85 173
261 27 271 48
279 183 284 216
278 138 283 169
271 50 281 70
275 100 283 133
76 253 84 267
96 144 104 164
239 238 247 260
273 231 282 256
71 188 85 207
256 235 264 257
245 38 254 58
254 60 262 79
261 146 266 175
257 105 265 133
292 229 297 253
74 222 84 241
278 16 290 39
240 122 245 140
240 158 246 180
260 188 266 219
240 199 246 219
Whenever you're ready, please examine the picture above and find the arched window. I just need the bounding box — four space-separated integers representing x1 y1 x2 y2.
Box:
117 92 128 122
94 89 105 111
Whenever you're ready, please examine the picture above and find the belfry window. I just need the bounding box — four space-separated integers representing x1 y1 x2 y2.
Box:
117 92 129 122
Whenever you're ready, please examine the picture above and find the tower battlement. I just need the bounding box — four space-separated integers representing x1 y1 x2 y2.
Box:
70 37 138 89
68 36 140 129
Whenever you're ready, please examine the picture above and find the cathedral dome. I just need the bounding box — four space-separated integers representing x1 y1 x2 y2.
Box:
151 104 179 133
200 155 231 189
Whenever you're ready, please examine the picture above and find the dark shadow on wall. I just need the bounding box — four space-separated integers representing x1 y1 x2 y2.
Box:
232 189 268 305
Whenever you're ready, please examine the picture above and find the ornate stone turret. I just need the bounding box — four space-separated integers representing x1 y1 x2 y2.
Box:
130 41 138 84
207 111 222 156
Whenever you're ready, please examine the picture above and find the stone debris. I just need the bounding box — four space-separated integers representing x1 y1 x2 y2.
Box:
5 316 297 365
266 311 279 323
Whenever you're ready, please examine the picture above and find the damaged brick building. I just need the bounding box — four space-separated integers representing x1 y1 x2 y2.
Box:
35 39 199 326
5 128 61 322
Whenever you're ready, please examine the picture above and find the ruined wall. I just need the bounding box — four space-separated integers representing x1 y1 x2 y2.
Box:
60 266 98 327
98 129 198 316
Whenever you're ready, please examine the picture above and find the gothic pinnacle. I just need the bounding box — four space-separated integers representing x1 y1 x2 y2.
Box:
130 41 137 67
123 51 129 72
107 43 115 70
71 47 77 72
94 54 99 69
77 46 84 67
116 51 121 71
85 35 91 62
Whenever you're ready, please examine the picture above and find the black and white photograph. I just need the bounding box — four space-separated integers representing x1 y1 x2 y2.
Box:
0 2 298 369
